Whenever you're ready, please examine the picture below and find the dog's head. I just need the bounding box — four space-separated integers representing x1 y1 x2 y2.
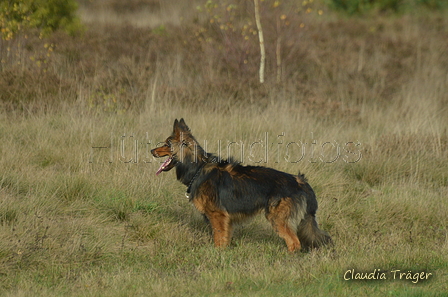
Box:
151 118 195 175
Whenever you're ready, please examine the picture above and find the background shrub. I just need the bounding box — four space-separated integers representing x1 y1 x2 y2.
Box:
0 0 82 40
326 0 448 14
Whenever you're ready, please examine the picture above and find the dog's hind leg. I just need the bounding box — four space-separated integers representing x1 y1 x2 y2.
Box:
266 198 302 252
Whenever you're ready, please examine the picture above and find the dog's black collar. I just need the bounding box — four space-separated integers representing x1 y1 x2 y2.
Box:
185 162 206 198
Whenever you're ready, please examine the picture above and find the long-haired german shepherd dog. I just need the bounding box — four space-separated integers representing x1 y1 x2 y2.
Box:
151 119 332 252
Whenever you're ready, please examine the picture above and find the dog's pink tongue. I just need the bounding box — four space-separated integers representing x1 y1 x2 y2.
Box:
156 158 171 175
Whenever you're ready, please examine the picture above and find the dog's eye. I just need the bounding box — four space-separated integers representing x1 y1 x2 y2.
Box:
181 141 188 147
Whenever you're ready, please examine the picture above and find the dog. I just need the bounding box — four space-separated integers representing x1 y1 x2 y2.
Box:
151 118 332 252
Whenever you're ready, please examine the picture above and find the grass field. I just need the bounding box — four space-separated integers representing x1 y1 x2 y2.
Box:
1 1 448 296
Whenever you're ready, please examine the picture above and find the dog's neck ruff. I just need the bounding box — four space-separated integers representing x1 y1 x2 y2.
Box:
185 162 206 199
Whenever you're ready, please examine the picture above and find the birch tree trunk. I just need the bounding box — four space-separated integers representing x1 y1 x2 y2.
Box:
254 0 265 84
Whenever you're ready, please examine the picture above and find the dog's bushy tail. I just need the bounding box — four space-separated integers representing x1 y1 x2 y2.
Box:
297 213 333 250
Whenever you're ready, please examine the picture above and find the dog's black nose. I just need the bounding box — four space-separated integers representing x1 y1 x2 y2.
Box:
151 149 158 157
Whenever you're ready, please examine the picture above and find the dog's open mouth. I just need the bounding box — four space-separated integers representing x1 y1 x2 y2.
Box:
156 157 173 175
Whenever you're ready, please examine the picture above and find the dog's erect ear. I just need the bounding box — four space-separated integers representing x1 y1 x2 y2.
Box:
173 119 179 134
173 118 190 137
178 118 190 132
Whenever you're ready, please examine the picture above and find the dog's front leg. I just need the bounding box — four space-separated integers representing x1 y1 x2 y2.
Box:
207 211 232 248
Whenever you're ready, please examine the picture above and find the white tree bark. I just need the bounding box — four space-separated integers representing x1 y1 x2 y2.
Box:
254 0 265 84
